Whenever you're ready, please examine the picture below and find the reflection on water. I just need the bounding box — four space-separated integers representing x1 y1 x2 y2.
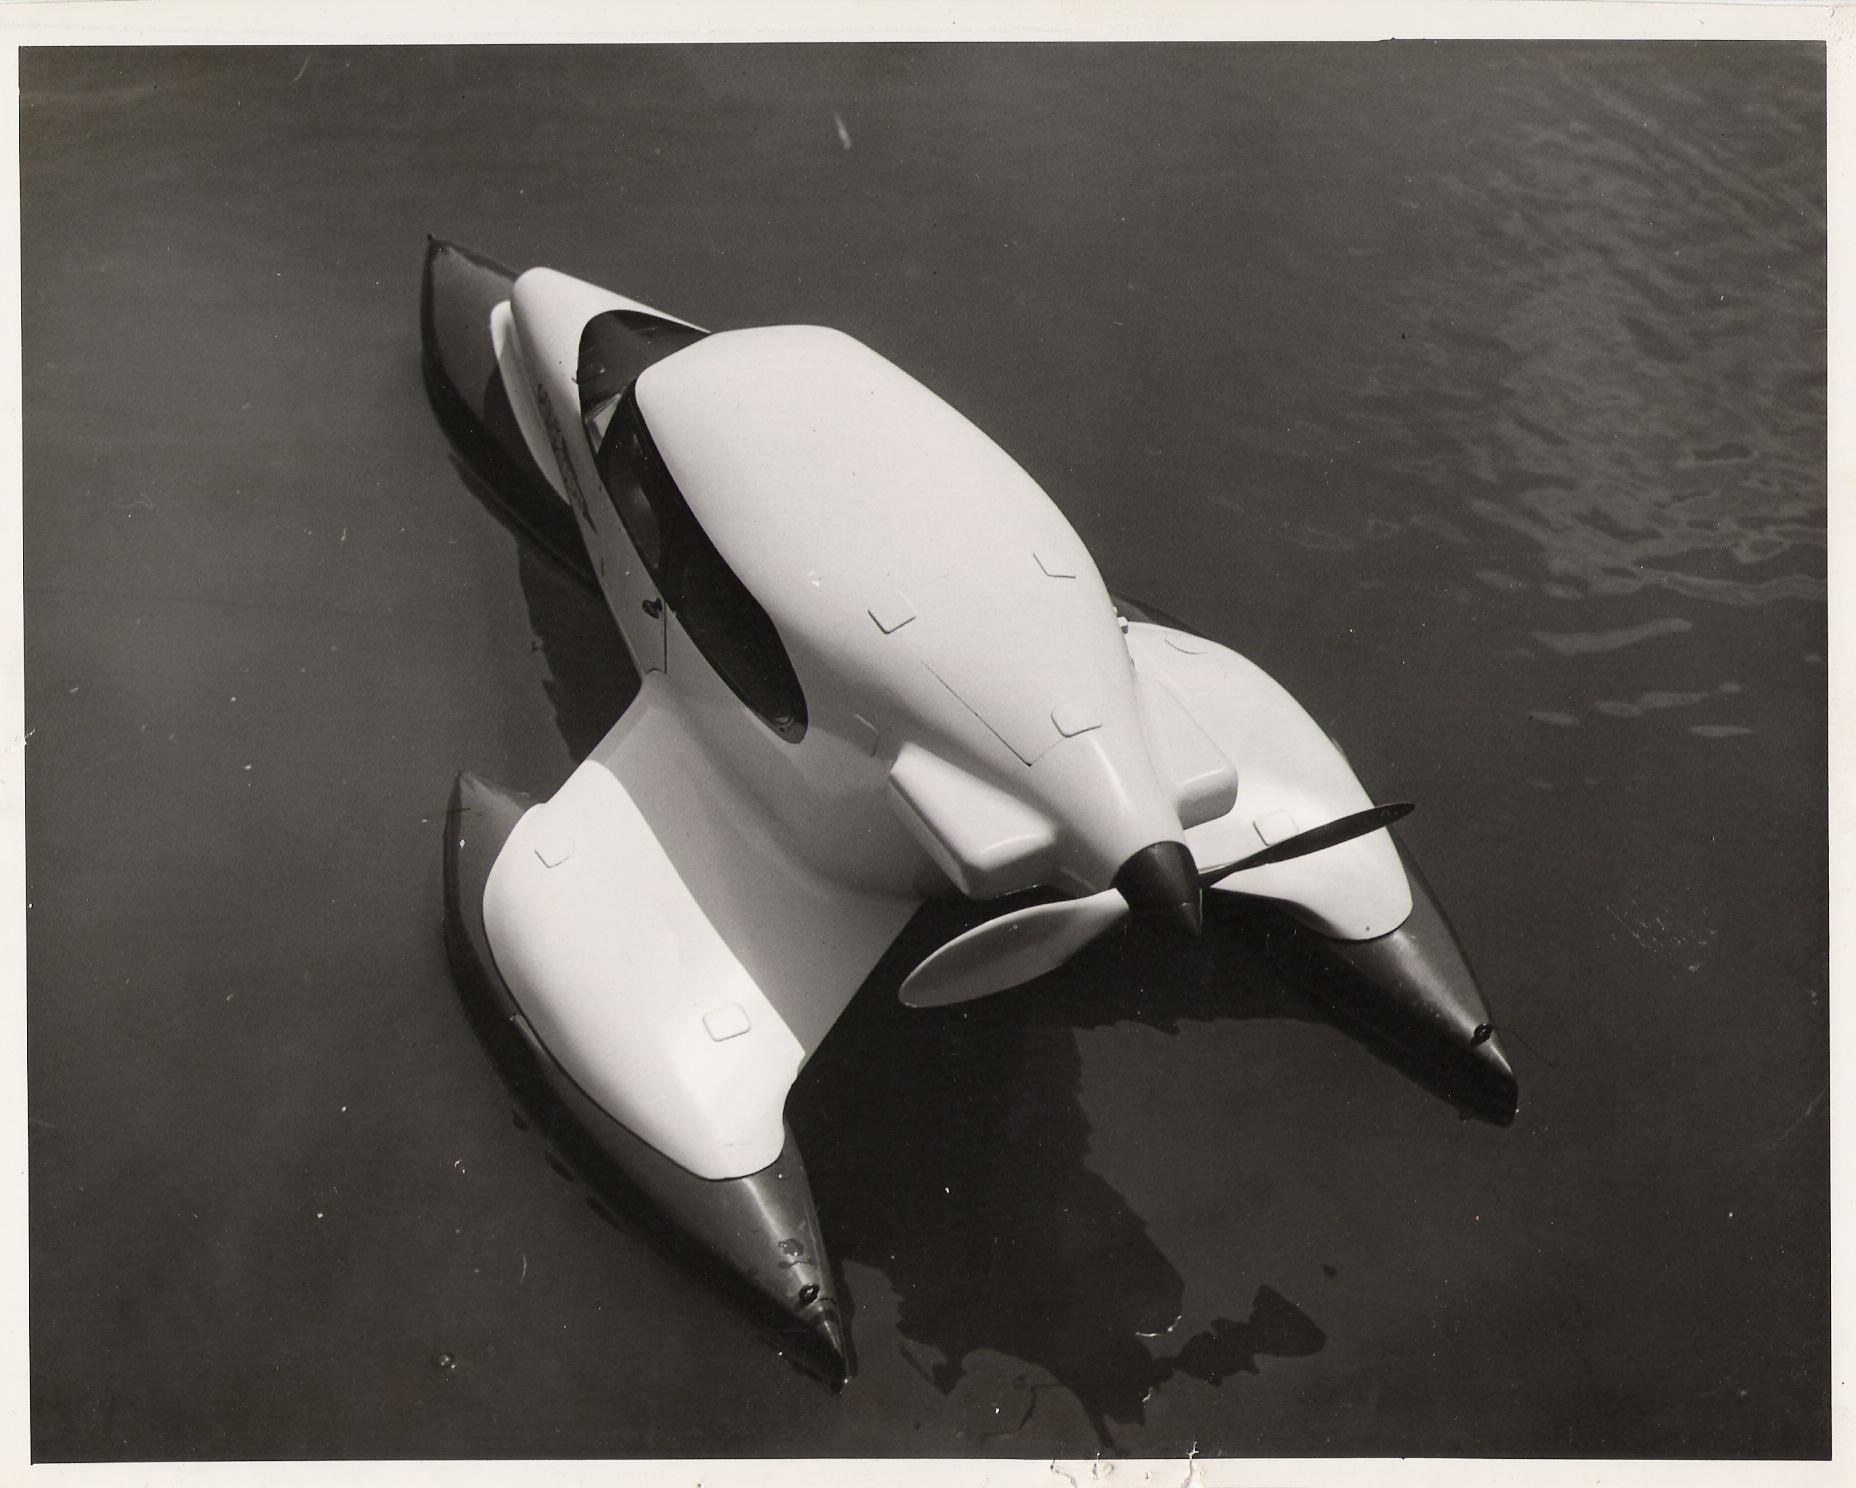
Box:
1345 51 1824 612
1532 617 1692 656
1472 486 1825 607
443 449 640 758
1593 682 1739 720
514 546 636 758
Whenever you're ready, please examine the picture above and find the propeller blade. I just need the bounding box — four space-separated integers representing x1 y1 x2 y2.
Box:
1200 802 1415 888
899 804 1411 1007
898 890 1130 1008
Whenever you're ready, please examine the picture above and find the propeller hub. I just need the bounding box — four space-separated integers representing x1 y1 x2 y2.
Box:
1114 841 1203 937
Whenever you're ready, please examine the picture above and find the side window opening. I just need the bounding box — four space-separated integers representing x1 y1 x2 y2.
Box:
583 391 622 450
593 396 662 569
578 308 707 574
599 387 809 743
577 309 706 420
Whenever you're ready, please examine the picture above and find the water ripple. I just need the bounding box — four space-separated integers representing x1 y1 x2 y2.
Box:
1347 47 1824 609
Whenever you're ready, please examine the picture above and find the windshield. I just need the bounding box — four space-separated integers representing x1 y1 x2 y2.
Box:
596 388 808 742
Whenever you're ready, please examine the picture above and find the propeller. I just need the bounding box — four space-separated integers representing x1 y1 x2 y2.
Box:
897 802 1416 1008
896 889 1128 1009
1196 801 1415 888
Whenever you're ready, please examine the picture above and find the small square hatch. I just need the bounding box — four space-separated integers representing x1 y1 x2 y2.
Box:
1050 698 1102 738
868 591 917 634
1254 810 1299 847
702 1004 752 1042
531 822 576 868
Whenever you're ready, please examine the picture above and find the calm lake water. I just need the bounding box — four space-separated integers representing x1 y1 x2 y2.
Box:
23 42 1826 1460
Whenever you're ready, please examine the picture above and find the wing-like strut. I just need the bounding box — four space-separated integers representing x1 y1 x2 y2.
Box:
443 688 916 1381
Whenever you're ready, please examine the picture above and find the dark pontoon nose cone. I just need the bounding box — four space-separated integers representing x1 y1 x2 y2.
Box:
1115 841 1203 937
788 1299 855 1386
1309 846 1518 1125
1465 1023 1519 1123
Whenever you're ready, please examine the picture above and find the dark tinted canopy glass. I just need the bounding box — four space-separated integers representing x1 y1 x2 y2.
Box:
595 388 808 742
577 309 707 416
592 387 662 570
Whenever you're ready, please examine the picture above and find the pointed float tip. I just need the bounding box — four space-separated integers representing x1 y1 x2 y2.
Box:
817 1304 855 1384
1469 1025 1520 1126
779 1301 854 1385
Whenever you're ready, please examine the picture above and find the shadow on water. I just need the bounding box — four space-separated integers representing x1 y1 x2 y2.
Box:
792 901 1487 1447
513 541 638 759
1162 1286 1327 1388
446 449 641 753
475 501 1512 1448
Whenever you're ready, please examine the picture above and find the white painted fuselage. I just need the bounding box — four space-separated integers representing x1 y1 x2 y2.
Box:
476 263 1413 1181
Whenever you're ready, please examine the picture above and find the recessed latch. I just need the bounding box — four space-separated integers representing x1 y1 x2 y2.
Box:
641 597 663 618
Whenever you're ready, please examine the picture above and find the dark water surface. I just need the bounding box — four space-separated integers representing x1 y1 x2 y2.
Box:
23 43 1826 1460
